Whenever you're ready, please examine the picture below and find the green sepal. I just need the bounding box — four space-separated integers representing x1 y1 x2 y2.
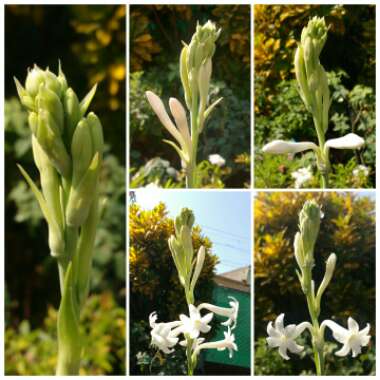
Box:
80 83 97 116
163 139 189 166
87 112 104 158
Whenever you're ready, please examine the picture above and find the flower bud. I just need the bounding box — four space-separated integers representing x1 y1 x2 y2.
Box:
71 118 94 187
299 200 321 258
293 232 304 269
36 85 64 134
25 66 47 98
63 88 81 141
36 109 71 178
66 153 100 227
87 112 104 159
180 44 192 108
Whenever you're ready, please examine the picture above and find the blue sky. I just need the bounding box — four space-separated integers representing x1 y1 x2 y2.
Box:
133 190 251 274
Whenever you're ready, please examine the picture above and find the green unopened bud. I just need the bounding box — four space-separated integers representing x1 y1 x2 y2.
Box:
36 85 64 134
180 44 192 108
180 225 194 266
299 200 321 258
32 137 65 256
25 65 62 99
58 61 68 93
63 88 81 141
316 253 337 311
176 208 195 234
71 118 93 187
187 20 220 72
66 153 100 227
36 109 71 178
87 112 104 160
293 231 304 269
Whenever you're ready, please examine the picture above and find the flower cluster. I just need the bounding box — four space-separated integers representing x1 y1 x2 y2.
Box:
150 298 239 359
266 200 370 374
262 17 365 187
148 208 239 374
267 314 370 360
145 20 223 187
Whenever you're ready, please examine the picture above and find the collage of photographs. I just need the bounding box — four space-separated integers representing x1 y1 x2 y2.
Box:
2 1 376 378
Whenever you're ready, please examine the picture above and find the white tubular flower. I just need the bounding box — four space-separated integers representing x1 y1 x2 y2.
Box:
197 296 239 330
180 304 213 339
266 314 312 360
322 317 371 358
262 140 318 154
149 312 183 354
194 327 238 358
324 133 365 150
145 91 191 165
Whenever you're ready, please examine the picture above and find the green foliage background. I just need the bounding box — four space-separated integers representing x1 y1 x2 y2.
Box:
130 5 251 188
254 192 375 375
129 202 219 375
254 5 375 188
5 5 125 374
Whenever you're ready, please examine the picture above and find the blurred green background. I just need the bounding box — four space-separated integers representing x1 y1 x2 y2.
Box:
254 5 375 188
254 192 375 375
5 5 126 375
129 5 251 188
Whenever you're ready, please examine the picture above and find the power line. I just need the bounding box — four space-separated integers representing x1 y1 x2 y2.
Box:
200 224 250 242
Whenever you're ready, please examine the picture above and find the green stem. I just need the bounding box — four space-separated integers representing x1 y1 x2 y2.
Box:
187 87 199 189
303 267 324 376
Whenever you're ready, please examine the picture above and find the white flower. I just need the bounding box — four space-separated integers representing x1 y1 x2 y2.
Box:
353 165 369 178
149 312 183 354
322 317 371 358
263 133 364 156
262 140 318 154
291 166 313 189
208 153 225 167
180 304 213 339
194 327 238 358
266 314 311 360
197 296 239 330
324 133 364 150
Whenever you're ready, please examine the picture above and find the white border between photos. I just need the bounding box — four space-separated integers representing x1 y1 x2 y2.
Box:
0 0 377 379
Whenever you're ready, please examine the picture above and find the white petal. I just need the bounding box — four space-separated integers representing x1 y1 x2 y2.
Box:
267 321 281 338
274 314 285 333
348 317 359 333
325 133 364 150
262 140 318 154
287 340 304 354
266 337 281 348
169 97 192 152
322 319 349 343
335 342 351 357
201 312 214 325
278 344 290 360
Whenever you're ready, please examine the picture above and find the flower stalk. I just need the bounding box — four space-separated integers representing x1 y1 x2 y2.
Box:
15 63 103 375
149 208 239 375
266 200 370 375
262 17 365 188
146 21 222 188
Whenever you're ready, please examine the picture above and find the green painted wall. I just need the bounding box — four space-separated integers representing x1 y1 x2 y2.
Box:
203 284 251 369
